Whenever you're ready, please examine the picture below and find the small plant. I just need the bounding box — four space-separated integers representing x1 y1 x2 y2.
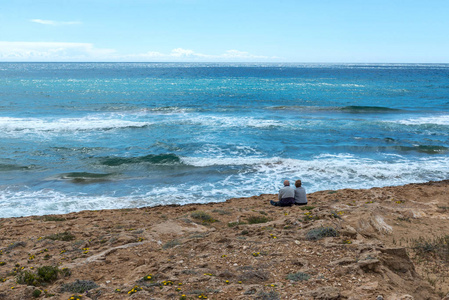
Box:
286 271 310 281
7 241 27 251
142 274 153 281
127 285 142 295
45 231 75 241
255 290 280 300
32 289 42 298
330 211 342 219
305 226 338 240
17 265 59 286
37 266 59 282
61 267 71 277
247 216 270 224
17 271 40 286
212 209 232 215
60 279 99 293
163 239 181 249
68 295 82 300
302 211 320 222
228 221 246 227
162 280 174 285
191 211 217 223
299 205 315 211
411 235 449 262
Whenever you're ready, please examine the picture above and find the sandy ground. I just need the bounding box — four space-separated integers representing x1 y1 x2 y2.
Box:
1 180 449 300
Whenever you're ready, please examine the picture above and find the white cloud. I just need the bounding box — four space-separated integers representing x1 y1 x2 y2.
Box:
127 48 278 61
0 42 279 62
30 19 82 26
0 42 115 61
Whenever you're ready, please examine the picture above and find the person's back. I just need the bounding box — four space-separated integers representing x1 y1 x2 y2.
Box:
270 180 295 207
294 180 307 205
279 185 295 200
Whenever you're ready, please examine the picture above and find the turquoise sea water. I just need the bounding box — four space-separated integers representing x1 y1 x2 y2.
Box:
1 63 448 217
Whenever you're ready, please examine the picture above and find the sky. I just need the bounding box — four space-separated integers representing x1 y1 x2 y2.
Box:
0 0 448 63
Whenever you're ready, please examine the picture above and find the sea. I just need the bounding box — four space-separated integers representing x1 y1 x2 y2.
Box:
1 62 448 218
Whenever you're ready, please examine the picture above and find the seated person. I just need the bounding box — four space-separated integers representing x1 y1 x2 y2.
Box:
294 179 307 206
270 180 295 207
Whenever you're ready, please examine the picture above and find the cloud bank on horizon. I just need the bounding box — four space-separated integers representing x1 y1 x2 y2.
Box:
0 42 275 62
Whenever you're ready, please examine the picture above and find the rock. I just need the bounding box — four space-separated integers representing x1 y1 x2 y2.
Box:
340 225 358 238
329 257 356 266
307 286 340 300
357 258 380 272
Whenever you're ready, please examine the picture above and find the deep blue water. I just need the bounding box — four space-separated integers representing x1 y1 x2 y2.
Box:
1 63 449 217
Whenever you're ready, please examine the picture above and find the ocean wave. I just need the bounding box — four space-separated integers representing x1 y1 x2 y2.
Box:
0 189 138 218
100 153 182 166
338 144 449 155
340 106 401 113
2 153 449 218
393 115 449 126
0 116 153 133
58 172 115 183
0 163 33 171
179 115 285 128
267 105 401 113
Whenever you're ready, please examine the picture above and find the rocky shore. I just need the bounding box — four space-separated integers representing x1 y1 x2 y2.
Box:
1 180 449 300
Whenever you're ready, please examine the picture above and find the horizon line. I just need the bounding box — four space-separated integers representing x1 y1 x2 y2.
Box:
0 61 448 64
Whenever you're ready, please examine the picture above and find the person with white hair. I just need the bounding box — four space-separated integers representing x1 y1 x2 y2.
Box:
270 180 295 207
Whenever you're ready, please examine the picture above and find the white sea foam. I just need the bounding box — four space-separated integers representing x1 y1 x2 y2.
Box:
178 115 286 128
392 115 449 126
2 154 449 218
0 116 152 133
183 153 449 193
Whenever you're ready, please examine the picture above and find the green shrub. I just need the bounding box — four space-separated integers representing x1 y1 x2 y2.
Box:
32 289 42 298
247 216 270 224
299 206 315 211
305 226 338 241
212 209 232 215
17 270 40 286
412 235 449 262
37 266 59 282
191 211 217 223
45 231 75 241
162 239 181 249
60 279 99 293
6 241 26 251
16 265 59 286
255 290 280 300
228 221 246 228
286 271 310 281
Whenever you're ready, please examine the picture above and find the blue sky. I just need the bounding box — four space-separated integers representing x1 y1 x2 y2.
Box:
1 0 448 62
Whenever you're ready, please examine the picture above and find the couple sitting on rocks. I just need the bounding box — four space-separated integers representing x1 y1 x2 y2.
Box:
270 179 307 207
